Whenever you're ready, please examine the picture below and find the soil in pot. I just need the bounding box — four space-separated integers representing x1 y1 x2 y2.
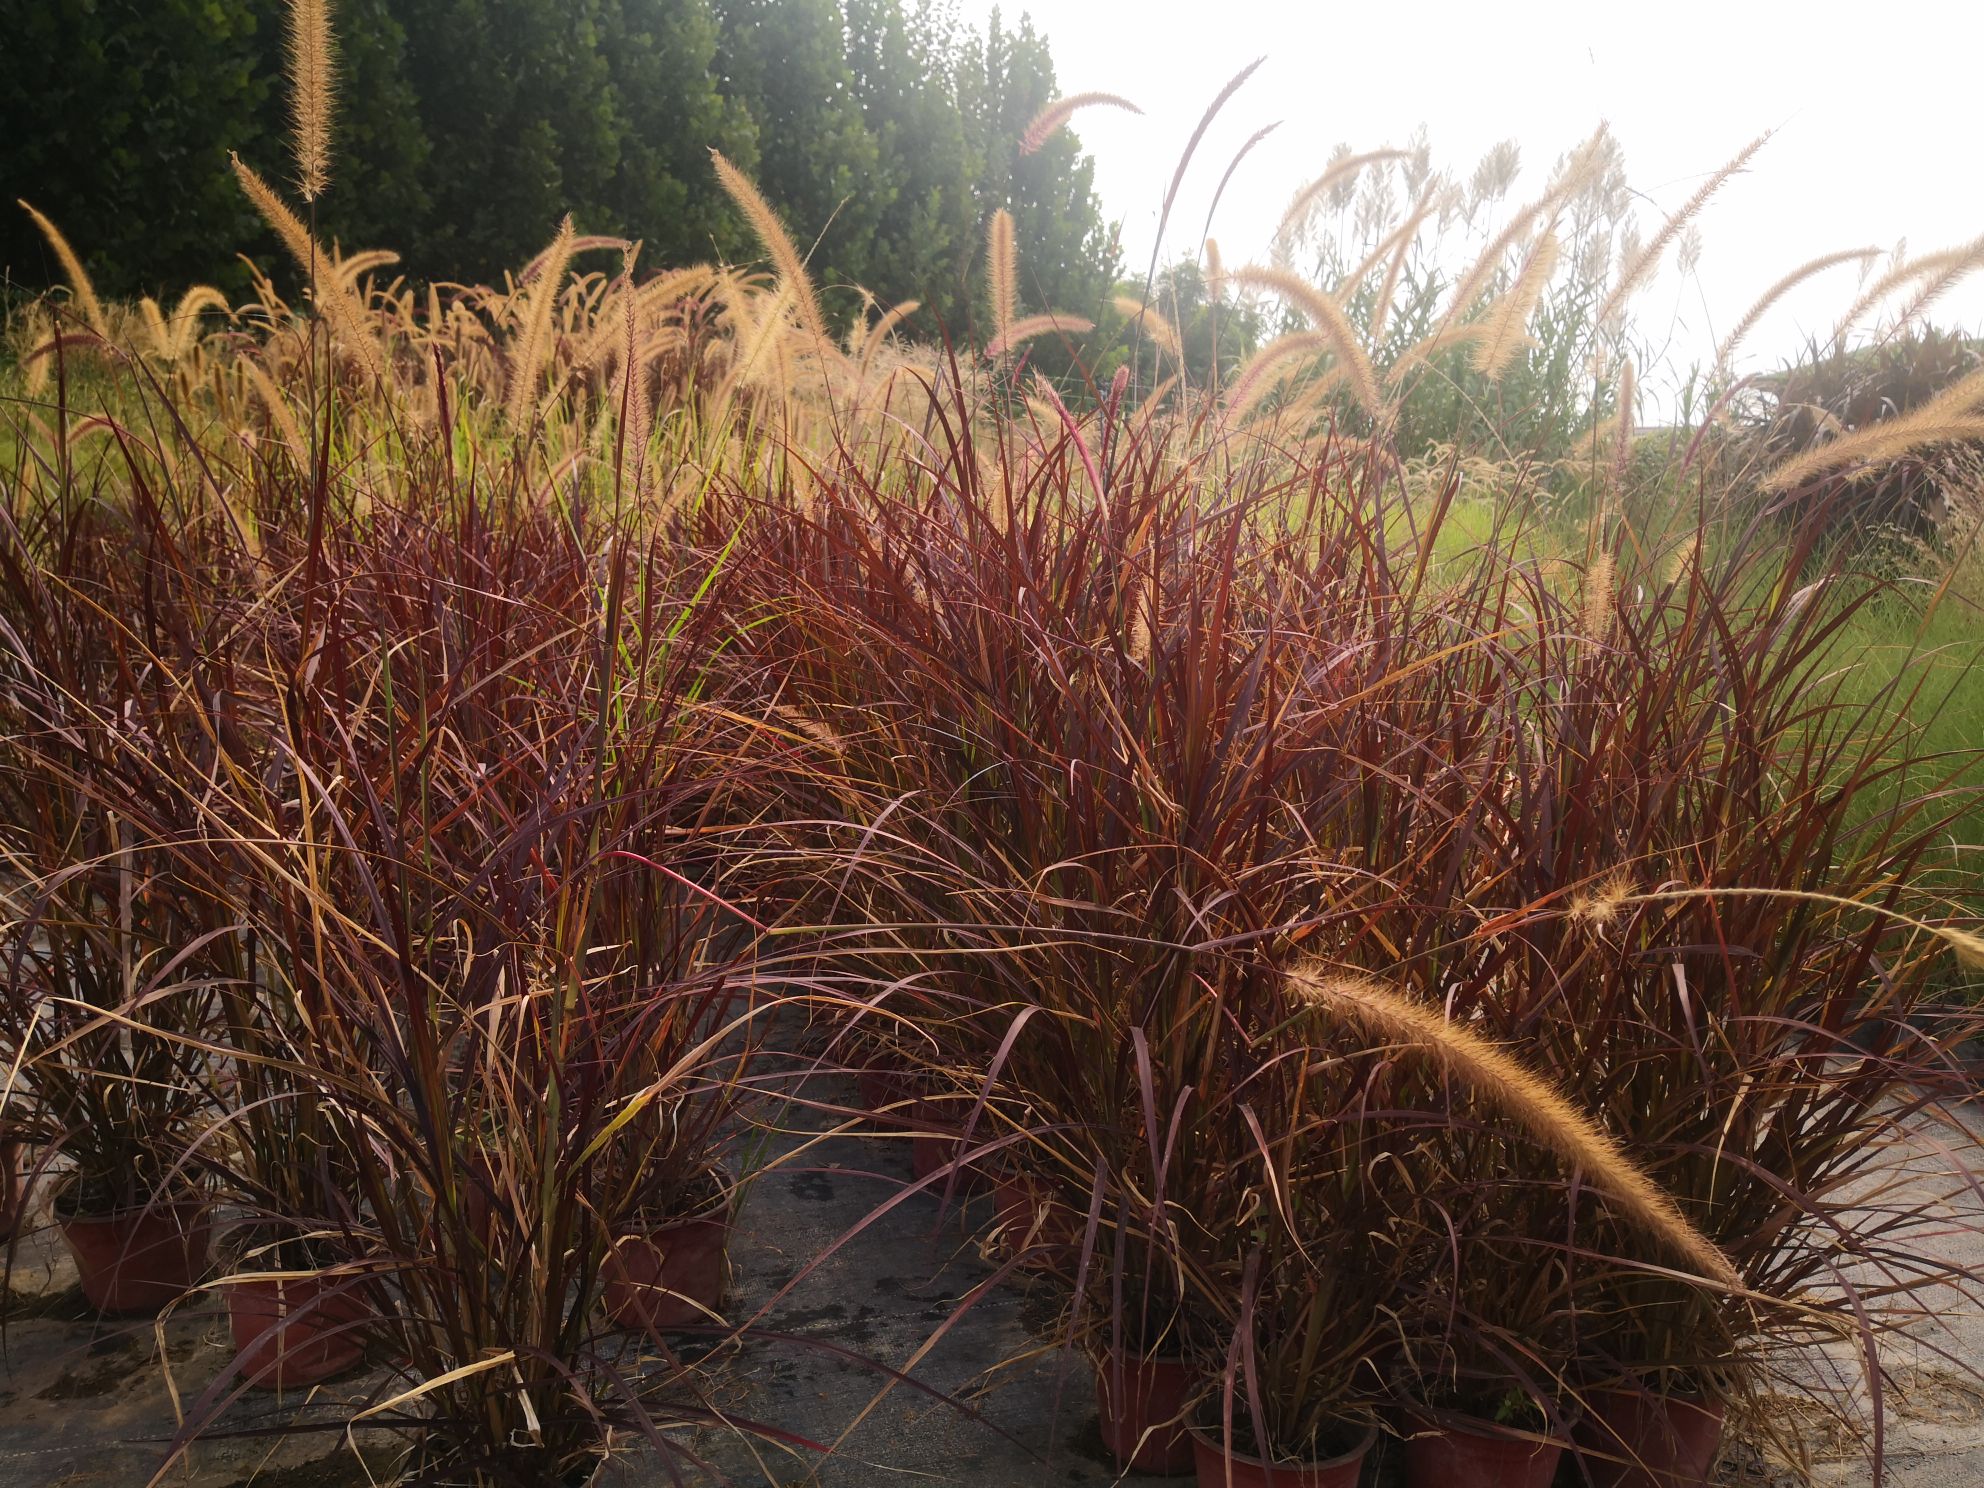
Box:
53 1178 212 1314
226 1260 371 1390
1096 1351 1197 1475
601 1177 733 1334
1574 1389 1724 1488
1403 1407 1563 1488
1188 1421 1377 1488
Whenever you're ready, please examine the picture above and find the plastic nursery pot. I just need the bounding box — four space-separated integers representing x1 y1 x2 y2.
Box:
993 1177 1080 1263
1574 1389 1724 1488
1096 1351 1197 1475
601 1182 734 1334
0 1139 26 1240
909 1099 991 1196
854 1057 917 1123
52 1178 213 1315
226 1270 370 1390
1403 1407 1564 1488
1187 1421 1378 1488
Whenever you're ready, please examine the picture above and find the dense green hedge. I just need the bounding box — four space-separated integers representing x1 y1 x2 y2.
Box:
0 0 1117 333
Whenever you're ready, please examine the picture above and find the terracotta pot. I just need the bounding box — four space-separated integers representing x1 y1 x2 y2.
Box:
602 1202 732 1334
909 1100 990 1195
0 1140 25 1240
1096 1351 1197 1475
226 1271 370 1390
1404 1409 1562 1488
1575 1389 1723 1488
1188 1423 1377 1488
855 1061 916 1122
993 1177 1079 1260
54 1181 212 1314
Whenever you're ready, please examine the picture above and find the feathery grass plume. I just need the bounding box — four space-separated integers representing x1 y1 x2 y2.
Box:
1350 196 1443 346
18 200 107 336
156 286 230 361
711 149 827 344
1132 372 1180 423
229 154 382 379
239 357 309 459
613 261 651 501
504 214 576 428
1608 357 1637 506
1761 415 1984 493
1286 966 1738 1289
1030 372 1107 511
1941 926 1984 971
857 298 921 375
1019 91 1142 156
1893 233 1984 330
986 209 1017 350
1713 248 1881 374
1757 362 1984 493
1665 531 1703 587
1230 265 1383 418
1835 236 1984 339
1595 133 1769 335
284 0 337 201
1386 324 1497 385
1250 366 1348 430
1161 57 1264 234
1439 127 1610 333
518 235 630 283
572 264 714 371
1340 192 1438 294
1569 869 1636 929
982 312 1094 361
1225 331 1335 414
333 248 399 288
1469 231 1560 379
1911 364 1984 426
138 290 228 363
1199 120 1282 247
1205 238 1226 301
17 305 52 395
1582 549 1617 645
1277 148 1412 241
1111 295 1183 364
720 280 796 403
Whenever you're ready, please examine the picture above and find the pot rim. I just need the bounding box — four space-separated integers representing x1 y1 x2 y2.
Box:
1092 1345 1191 1368
1186 1418 1379 1472
621 1162 736 1233
1403 1404 1570 1447
1584 1384 1726 1416
1403 1389 1577 1444
50 1172 209 1225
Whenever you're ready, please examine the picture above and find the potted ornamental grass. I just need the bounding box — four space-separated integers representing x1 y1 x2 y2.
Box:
2 877 219 1314
593 943 757 1338
1432 520 1984 1485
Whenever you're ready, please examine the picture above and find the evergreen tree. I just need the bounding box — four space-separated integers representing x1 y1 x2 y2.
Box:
0 0 275 298
279 0 431 262
711 0 882 303
1 0 1119 334
955 10 1117 353
842 0 974 326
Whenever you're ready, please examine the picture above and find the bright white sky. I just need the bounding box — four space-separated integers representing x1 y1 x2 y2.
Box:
959 0 1984 408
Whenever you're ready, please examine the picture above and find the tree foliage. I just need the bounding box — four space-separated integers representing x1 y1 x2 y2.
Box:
0 0 1117 334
